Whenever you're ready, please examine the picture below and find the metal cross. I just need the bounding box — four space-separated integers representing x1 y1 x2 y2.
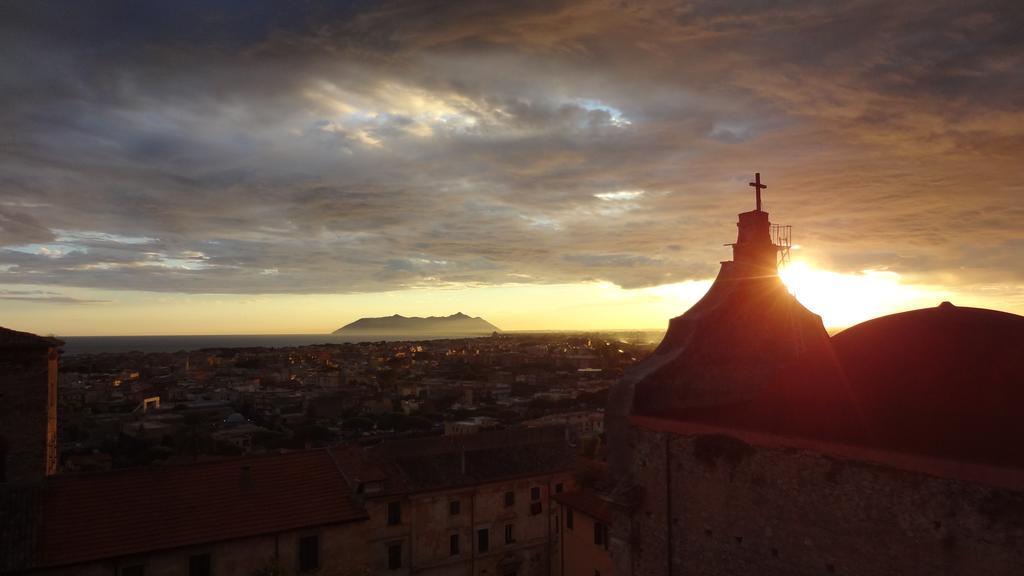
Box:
749 172 767 211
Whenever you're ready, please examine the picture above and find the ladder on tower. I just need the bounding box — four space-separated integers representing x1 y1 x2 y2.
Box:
771 224 792 266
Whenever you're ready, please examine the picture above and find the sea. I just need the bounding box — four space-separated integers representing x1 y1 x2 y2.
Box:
58 330 667 355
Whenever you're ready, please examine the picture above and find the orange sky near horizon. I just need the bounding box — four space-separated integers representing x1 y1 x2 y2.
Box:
3 256 1019 337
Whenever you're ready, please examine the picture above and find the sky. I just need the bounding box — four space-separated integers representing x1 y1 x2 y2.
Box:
1 0 1022 336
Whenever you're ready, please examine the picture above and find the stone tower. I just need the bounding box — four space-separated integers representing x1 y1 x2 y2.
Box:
0 328 62 484
606 174 832 477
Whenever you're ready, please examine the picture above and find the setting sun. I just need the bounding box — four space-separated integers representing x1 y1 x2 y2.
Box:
779 260 951 329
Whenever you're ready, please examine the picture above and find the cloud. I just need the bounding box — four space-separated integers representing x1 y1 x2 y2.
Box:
0 289 109 304
0 0 1021 296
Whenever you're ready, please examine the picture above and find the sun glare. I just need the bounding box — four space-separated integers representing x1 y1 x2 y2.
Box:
779 260 949 329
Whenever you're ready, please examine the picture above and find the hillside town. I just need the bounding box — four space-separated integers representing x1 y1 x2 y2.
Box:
55 333 649 472
1 329 628 575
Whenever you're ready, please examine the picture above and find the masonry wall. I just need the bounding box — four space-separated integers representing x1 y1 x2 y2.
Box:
627 427 1024 576
364 496 413 575
558 506 613 576
35 521 371 576
373 472 575 576
0 346 55 484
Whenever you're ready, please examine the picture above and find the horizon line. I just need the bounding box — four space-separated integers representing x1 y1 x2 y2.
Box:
52 328 674 338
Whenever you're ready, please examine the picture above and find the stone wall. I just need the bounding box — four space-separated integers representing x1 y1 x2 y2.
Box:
624 425 1024 576
557 503 613 576
364 496 413 574
369 472 574 576
0 347 53 484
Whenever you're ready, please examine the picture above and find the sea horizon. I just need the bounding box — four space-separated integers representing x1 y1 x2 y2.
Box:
57 329 669 355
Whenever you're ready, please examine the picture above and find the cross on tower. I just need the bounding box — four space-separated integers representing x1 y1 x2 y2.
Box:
749 172 767 212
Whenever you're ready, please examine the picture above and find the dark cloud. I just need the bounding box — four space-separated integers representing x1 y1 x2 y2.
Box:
0 289 109 304
0 0 1021 295
0 208 55 245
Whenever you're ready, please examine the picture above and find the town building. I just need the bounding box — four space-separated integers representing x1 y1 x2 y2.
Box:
523 412 603 440
335 427 576 576
552 490 613 576
443 417 500 436
18 450 370 575
0 327 62 484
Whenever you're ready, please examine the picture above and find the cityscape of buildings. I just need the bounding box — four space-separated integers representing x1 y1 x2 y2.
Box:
54 333 636 471
1 331 628 575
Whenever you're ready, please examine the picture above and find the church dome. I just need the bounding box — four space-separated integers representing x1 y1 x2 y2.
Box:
649 302 1024 468
830 302 1024 467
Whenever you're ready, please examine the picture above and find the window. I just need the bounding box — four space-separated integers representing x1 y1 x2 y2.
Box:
387 501 401 525
450 534 460 556
449 500 461 515
504 523 515 544
530 486 541 501
477 528 490 553
530 501 542 515
555 483 564 494
120 566 145 576
594 522 608 549
387 543 402 570
298 535 319 573
566 509 574 530
504 491 515 507
188 553 211 576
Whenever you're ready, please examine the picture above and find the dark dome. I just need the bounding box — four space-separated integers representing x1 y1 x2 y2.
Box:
633 302 1024 469
830 303 1024 467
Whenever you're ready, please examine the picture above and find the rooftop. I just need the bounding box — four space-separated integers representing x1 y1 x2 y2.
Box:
335 427 577 495
0 326 63 349
38 449 366 568
553 489 611 523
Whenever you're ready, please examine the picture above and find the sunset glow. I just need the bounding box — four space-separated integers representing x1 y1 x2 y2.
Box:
779 260 951 328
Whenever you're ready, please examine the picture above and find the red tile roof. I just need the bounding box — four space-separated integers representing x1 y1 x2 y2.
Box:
40 449 367 568
330 428 577 497
330 444 391 486
553 490 611 523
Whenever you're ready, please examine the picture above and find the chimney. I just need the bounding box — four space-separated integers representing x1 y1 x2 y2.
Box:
240 464 253 488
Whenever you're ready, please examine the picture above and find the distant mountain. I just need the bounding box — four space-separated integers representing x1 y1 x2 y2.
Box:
333 312 500 336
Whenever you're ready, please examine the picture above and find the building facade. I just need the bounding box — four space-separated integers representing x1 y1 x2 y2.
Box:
337 428 577 576
0 328 62 484
553 491 613 576
616 419 1024 576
